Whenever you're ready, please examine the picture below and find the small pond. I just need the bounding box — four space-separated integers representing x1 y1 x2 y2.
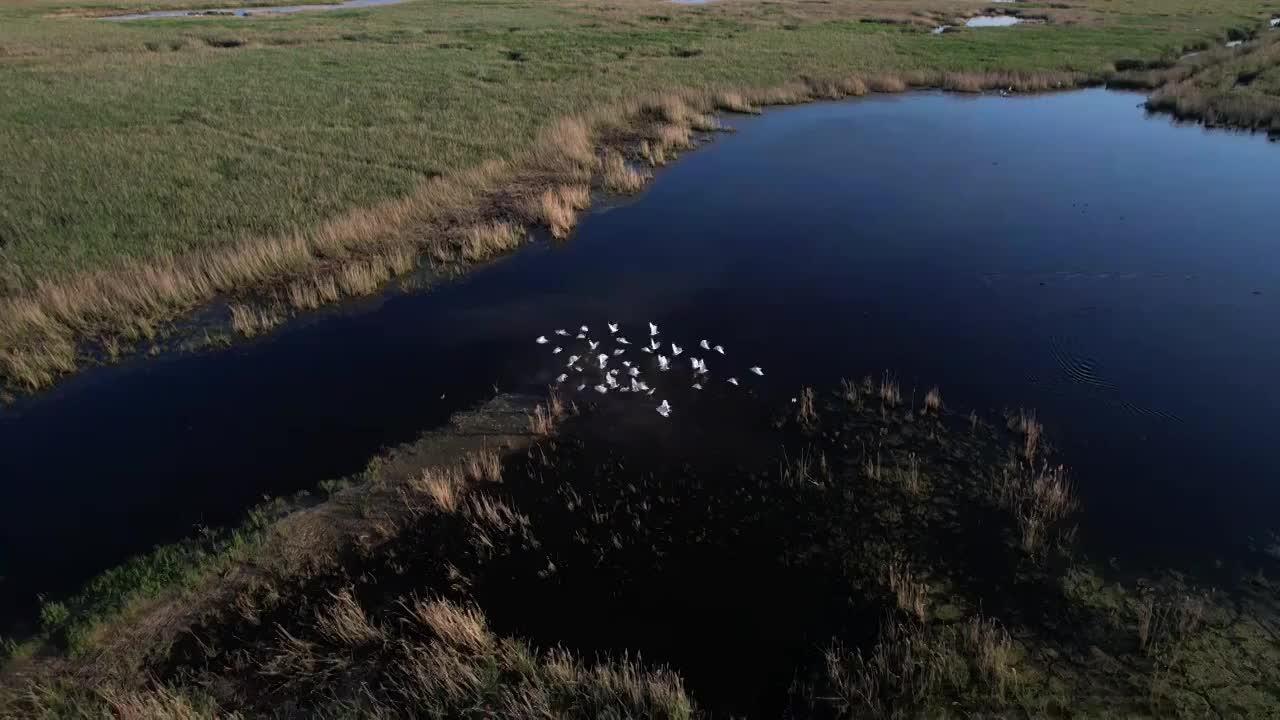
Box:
965 15 1022 27
2 89 1279 629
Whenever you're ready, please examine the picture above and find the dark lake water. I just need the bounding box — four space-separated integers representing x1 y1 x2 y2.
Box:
3 88 1279 628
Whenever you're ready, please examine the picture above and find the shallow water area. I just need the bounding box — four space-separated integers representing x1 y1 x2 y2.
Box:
102 0 402 20
965 15 1022 27
3 89 1280 630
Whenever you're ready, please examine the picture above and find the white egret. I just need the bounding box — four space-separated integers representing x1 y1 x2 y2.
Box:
566 354 580 365
714 345 725 355
608 369 619 377
699 340 710 350
597 353 609 369
692 383 703 390
750 366 764 376
617 337 631 345
576 333 586 340
588 340 600 350
613 348 625 356
577 383 586 391
552 347 562 354
727 378 739 386
622 361 632 368
638 380 650 391
580 325 589 333
649 322 660 336
555 329 569 337
536 336 549 344
656 400 672 417
594 384 609 394
671 344 683 356
649 338 660 351
630 378 642 392
628 367 640 377
556 373 568 383
658 355 670 371
646 389 656 396
642 347 653 354
606 374 618 389
608 323 619 334
574 365 584 372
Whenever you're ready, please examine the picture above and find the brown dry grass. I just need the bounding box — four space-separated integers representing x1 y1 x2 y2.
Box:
923 386 942 414
228 302 284 338
996 461 1077 556
879 371 902 407
601 151 650 194
887 560 929 622
797 386 819 426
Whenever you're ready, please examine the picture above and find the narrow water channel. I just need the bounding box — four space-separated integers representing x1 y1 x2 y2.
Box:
3 89 1278 628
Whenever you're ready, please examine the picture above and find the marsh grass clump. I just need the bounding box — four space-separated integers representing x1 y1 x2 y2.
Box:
887 560 929 622
601 151 650 194
895 452 925 496
780 445 829 487
796 386 819 426
1008 408 1042 460
454 221 526 262
1136 592 1206 657
229 302 285 338
995 462 1077 556
465 449 504 484
923 386 942 414
523 185 591 239
713 91 758 114
879 371 902 407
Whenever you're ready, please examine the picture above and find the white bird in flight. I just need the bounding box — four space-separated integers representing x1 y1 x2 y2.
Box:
699 340 710 350
576 333 586 339
574 365 584 372
594 384 608 394
727 377 739 386
622 361 632 368
597 353 609 369
649 338 660 351
630 378 643 392
553 347 562 354
628 367 640 377
617 337 631 345
566 354 580 366
612 348 625 356
608 323 619 334
649 323 659 337
750 366 764 376
606 374 618 389
656 400 672 417
536 336 549 344
556 373 567 383
555 329 569 337
588 340 600 350
580 325 589 333
692 383 703 390
671 344 683 357
658 355 670 371
577 383 586 391
714 345 725 355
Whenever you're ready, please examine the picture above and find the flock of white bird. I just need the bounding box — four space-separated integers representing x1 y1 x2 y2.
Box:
535 322 763 417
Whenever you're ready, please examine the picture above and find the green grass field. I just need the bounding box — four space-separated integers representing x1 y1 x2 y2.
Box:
0 0 1270 293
